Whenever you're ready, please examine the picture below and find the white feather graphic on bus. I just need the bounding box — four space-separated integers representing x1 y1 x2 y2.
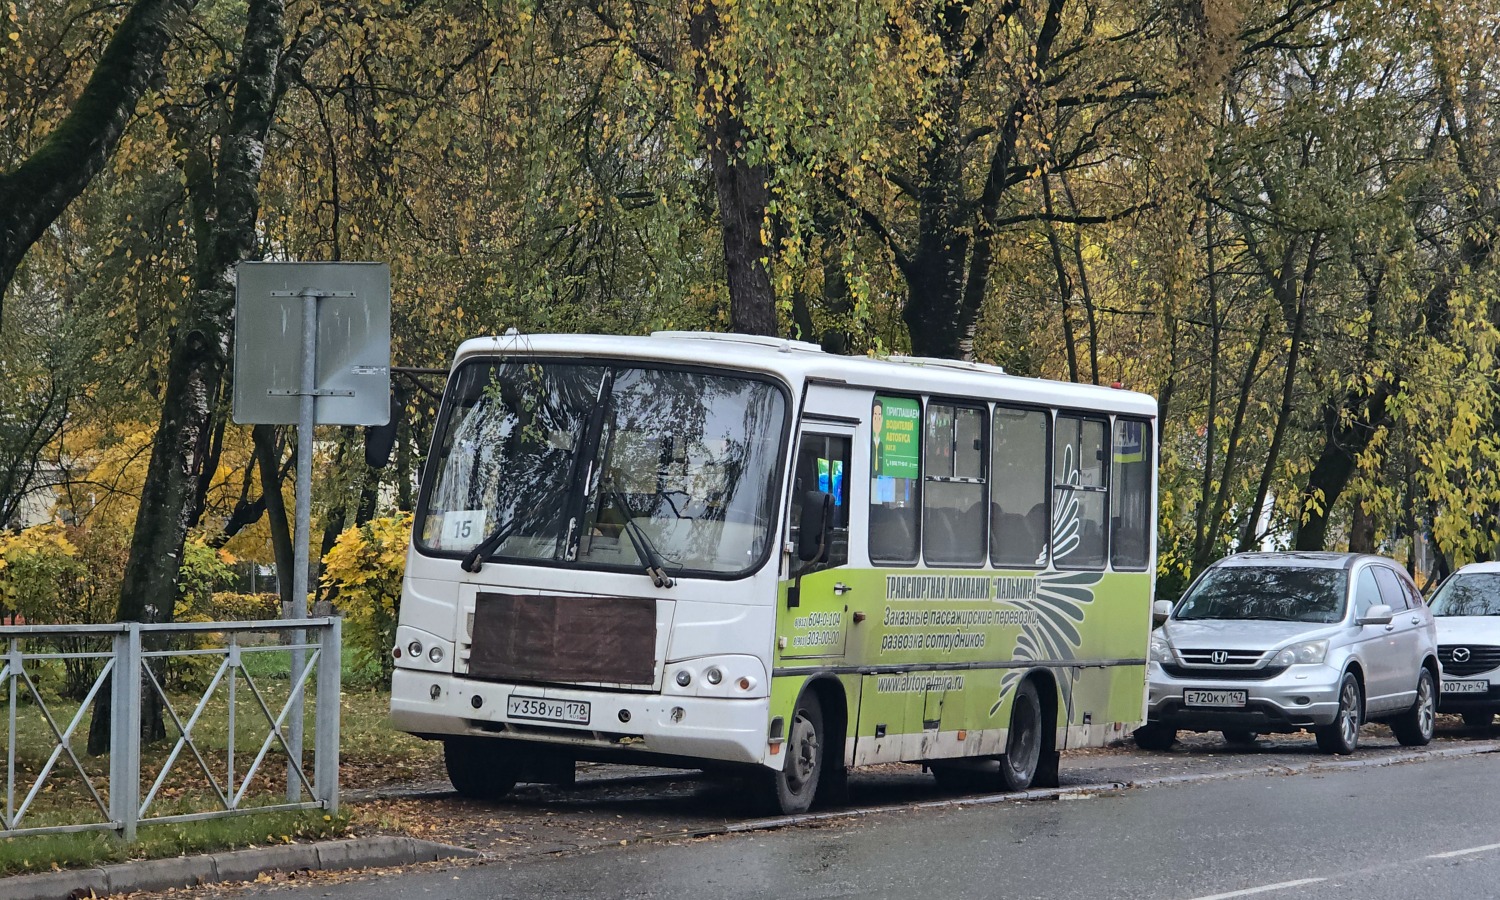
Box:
992 442 1102 717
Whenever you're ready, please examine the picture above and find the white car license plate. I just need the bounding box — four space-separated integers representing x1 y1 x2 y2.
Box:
1184 689 1247 708
507 695 591 725
1442 680 1489 694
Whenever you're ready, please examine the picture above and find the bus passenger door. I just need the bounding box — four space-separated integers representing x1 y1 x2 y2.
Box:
778 429 853 660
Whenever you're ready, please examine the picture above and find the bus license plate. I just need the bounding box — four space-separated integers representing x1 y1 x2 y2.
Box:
1442 680 1489 694
507 695 591 725
1184 689 1247 708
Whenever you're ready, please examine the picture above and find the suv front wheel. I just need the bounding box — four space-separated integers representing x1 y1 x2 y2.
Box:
1315 673 1362 755
1391 668 1436 747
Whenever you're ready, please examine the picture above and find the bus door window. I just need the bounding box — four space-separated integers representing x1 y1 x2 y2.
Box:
869 395 922 564
1110 418 1152 571
1053 414 1108 569
923 402 987 566
990 406 1049 568
788 433 851 577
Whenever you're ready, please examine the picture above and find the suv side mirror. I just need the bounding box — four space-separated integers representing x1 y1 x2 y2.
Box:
1152 599 1173 627
1357 603 1393 626
797 491 834 562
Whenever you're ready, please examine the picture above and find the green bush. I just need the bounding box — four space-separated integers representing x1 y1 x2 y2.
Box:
0 525 123 698
322 513 411 689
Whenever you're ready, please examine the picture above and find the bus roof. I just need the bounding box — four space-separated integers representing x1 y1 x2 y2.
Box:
450 331 1157 418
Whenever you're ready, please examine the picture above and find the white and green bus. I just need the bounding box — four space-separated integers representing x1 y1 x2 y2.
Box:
390 331 1157 813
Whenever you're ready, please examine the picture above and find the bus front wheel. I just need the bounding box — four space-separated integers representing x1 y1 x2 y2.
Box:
762 693 824 815
998 680 1043 791
444 737 520 800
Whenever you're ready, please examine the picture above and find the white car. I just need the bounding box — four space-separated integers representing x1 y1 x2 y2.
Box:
1429 562 1500 728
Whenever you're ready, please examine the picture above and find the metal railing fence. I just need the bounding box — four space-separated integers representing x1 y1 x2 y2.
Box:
1 618 340 841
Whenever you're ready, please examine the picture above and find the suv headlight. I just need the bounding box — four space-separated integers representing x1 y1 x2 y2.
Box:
1149 634 1173 663
1271 639 1329 667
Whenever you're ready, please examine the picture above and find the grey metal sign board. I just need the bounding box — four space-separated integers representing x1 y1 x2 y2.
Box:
233 262 391 425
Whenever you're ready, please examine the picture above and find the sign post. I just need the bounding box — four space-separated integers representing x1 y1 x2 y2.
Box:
233 262 390 802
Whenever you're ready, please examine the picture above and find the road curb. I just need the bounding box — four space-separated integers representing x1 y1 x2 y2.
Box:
0 836 481 900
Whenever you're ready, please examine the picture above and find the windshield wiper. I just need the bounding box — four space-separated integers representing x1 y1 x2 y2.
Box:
460 517 518 573
608 487 677 588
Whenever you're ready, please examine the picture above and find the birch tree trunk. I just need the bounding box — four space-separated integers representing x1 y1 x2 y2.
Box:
89 0 287 754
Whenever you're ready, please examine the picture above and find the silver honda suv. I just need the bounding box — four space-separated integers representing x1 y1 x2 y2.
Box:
1137 552 1438 754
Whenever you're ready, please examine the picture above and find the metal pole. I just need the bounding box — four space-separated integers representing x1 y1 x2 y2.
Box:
113 625 142 842
289 288 318 802
7 639 17 831
314 617 342 814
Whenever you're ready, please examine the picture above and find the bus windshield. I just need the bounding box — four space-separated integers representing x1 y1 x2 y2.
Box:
417 358 788 577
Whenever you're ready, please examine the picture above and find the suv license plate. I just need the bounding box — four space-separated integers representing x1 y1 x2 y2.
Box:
1184 689 1247 708
507 695 591 725
1442 680 1489 694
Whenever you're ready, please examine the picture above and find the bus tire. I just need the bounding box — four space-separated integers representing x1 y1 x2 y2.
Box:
998 680 1043 791
762 692 824 815
444 737 519 800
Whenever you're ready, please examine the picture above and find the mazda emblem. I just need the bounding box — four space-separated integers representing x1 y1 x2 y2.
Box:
1210 650 1230 665
1452 647 1472 663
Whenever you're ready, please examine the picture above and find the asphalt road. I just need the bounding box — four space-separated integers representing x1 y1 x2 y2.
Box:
205 749 1500 900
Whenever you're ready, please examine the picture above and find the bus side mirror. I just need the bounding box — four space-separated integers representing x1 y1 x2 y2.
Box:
365 419 398 469
364 389 401 469
797 491 834 563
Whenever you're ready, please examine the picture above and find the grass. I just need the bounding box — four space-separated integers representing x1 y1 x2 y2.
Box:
0 809 352 876
0 637 438 877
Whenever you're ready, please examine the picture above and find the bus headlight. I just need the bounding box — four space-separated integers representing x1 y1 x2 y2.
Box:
394 626 453 673
664 656 768 698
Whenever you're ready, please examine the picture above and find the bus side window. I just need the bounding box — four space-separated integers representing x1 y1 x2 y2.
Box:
1053 414 1108 569
869 395 922 564
788 433 851 577
990 406 1048 568
923 402 986 566
1110 418 1152 571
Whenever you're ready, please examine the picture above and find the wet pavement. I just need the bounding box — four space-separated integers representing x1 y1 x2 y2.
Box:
340 718 1500 862
182 722 1500 900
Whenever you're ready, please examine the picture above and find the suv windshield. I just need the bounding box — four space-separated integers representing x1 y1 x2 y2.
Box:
416 358 788 577
1429 573 1500 616
1175 566 1348 623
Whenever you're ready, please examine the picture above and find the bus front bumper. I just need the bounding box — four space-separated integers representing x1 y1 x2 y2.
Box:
390 669 774 767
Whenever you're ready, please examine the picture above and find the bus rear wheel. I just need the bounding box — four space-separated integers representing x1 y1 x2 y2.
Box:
998 680 1043 791
444 737 520 800
761 693 824 815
